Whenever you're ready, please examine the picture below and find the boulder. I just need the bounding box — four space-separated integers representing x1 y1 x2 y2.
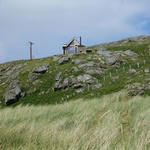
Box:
72 59 82 64
4 80 21 106
106 56 118 65
128 69 136 74
33 63 49 74
96 45 108 51
144 68 149 73
97 50 112 57
58 57 70 65
77 74 97 84
124 50 137 56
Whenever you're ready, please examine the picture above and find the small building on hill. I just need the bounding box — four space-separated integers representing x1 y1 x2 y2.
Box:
62 37 86 54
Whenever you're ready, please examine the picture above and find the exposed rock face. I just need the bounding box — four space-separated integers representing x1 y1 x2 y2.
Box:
4 80 22 106
58 57 70 65
54 73 98 91
54 72 62 91
33 63 49 74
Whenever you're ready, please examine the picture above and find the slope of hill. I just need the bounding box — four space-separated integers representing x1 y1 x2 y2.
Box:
0 35 150 107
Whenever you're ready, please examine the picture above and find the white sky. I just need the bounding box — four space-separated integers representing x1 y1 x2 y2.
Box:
0 0 150 63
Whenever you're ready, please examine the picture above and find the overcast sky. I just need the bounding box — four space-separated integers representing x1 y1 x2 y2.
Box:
0 0 150 63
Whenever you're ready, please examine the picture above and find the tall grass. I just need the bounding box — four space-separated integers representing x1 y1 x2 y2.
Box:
0 90 150 150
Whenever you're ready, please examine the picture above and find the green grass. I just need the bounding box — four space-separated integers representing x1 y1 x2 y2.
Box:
0 90 150 150
1 39 150 107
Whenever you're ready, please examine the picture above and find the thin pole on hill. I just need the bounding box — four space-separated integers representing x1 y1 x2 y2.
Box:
29 41 34 61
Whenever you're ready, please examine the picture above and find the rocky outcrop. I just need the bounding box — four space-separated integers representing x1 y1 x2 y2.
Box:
126 82 150 96
54 73 99 92
4 80 22 106
33 63 49 74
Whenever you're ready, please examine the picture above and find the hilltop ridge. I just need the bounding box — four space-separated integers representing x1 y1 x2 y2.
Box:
1 35 150 107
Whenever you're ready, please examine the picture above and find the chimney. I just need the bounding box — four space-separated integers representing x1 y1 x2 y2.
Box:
80 36 82 45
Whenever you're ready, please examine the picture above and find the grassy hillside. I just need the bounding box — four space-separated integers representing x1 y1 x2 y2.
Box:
0 90 150 150
0 35 150 107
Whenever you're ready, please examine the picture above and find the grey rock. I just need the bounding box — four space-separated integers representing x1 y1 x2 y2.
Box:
55 72 62 81
4 69 14 77
72 83 86 89
62 77 70 88
9 80 20 89
128 69 136 74
6 72 19 83
106 56 118 65
28 73 38 82
53 55 61 61
75 88 84 93
72 59 82 64
92 83 102 90
62 76 77 89
144 68 149 73
72 66 79 72
96 45 108 51
33 63 49 74
128 89 144 96
54 81 62 91
124 50 137 56
77 74 97 84
126 83 145 90
78 62 95 69
58 57 70 65
84 67 104 75
97 50 112 57
4 80 21 106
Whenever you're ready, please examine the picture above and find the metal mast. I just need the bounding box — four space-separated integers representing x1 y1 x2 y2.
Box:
29 41 34 60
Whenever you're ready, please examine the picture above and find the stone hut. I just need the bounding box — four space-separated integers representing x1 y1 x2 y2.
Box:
62 37 86 54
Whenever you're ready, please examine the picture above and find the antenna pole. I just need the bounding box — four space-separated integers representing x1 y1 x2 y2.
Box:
29 41 34 60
